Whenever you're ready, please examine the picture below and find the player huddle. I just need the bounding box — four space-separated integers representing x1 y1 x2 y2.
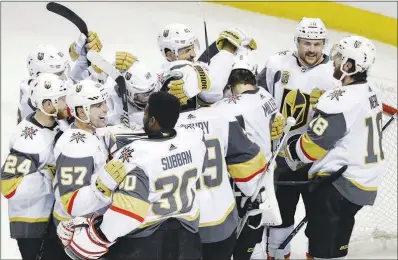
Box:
2 14 386 260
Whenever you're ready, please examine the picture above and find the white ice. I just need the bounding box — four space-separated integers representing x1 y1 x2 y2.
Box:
1 2 397 259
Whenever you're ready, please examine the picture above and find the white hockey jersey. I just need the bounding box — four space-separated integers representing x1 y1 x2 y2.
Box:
176 106 267 243
257 51 336 169
1 113 60 238
104 78 144 127
293 81 386 206
214 87 278 161
99 128 207 242
52 124 117 225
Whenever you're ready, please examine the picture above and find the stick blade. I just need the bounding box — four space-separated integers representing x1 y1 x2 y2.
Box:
46 2 88 35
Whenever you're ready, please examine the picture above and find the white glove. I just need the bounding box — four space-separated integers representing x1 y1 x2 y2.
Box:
64 216 114 260
57 218 77 247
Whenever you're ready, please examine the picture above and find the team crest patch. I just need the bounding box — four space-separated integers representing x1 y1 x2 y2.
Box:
225 95 241 104
75 84 82 92
119 146 134 163
37 52 44 61
327 89 346 101
70 132 86 143
21 126 38 139
163 29 169 37
281 71 290 85
44 81 52 89
125 72 132 80
354 40 362 48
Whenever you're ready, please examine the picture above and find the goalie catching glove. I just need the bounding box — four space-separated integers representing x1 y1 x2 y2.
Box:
216 28 257 54
58 216 114 260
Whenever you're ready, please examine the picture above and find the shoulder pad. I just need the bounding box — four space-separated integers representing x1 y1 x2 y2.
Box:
316 86 357 114
12 120 53 154
55 128 99 158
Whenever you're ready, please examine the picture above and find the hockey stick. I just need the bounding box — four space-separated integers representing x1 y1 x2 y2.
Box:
197 1 210 65
46 2 91 66
35 204 55 260
87 51 129 128
277 112 397 249
236 117 296 238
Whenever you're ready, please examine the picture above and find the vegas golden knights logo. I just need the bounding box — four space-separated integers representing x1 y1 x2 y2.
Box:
281 88 310 130
281 71 290 85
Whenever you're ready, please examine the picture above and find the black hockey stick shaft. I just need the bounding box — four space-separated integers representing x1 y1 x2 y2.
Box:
115 76 130 128
382 112 397 131
46 2 91 66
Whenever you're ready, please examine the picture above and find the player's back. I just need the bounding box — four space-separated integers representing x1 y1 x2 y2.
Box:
177 105 266 243
214 87 278 160
309 82 385 206
113 127 206 238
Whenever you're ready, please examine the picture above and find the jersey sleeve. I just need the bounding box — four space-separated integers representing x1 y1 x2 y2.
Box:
256 55 283 96
225 120 267 196
293 109 348 164
55 141 111 216
100 165 150 242
198 50 235 103
1 125 55 200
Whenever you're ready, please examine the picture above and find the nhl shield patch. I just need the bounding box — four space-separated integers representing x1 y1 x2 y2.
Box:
281 71 290 85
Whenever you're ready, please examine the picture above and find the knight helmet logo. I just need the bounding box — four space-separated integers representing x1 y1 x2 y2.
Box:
281 89 310 130
44 81 52 89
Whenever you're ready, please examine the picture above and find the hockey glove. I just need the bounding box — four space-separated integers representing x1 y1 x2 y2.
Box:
271 113 285 141
115 52 137 71
216 28 257 54
57 218 76 247
69 31 103 61
96 159 127 194
168 79 189 105
64 216 114 260
310 88 325 108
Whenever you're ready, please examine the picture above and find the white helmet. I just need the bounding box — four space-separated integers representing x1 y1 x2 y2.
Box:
30 73 67 116
157 23 200 59
27 44 70 77
231 49 256 75
67 79 108 124
331 35 376 78
123 60 159 109
294 17 327 45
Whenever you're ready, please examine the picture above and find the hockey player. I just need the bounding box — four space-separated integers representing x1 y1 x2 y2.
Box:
256 17 336 259
56 92 207 260
19 31 103 124
1 73 69 260
283 35 383 259
19 44 70 123
214 51 280 260
106 54 159 127
161 72 268 260
158 23 257 106
52 79 117 230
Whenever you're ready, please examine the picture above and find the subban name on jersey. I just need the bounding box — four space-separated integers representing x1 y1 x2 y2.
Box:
161 150 193 170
